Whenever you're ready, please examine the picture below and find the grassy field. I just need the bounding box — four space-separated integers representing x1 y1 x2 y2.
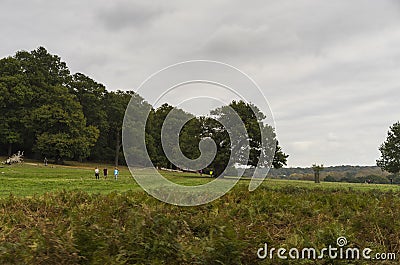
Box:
0 160 217 197
1 160 400 197
1 161 400 264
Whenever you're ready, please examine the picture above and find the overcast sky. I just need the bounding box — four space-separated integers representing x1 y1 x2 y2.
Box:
1 0 399 167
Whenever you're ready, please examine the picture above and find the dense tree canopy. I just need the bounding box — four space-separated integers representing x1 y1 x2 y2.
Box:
0 57 31 155
144 101 288 176
0 48 113 163
377 122 400 174
0 47 289 172
205 100 287 176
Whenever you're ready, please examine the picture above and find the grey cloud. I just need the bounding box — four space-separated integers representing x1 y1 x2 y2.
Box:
196 1 400 60
1 0 400 166
96 2 168 31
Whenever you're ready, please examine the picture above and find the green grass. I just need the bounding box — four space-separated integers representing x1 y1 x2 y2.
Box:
1 160 400 197
1 183 400 264
1 160 400 264
0 162 136 196
0 161 218 197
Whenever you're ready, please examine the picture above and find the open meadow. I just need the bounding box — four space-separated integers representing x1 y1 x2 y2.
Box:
1 160 399 197
1 161 400 264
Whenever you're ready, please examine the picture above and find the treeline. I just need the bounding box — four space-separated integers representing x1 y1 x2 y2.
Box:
0 47 287 173
324 174 400 184
267 165 386 178
0 47 134 165
266 165 399 184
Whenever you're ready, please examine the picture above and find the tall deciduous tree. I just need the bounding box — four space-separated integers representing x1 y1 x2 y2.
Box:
15 46 70 89
207 100 288 176
14 47 73 156
145 103 203 169
105 90 136 166
0 57 33 155
68 73 108 160
30 85 99 163
377 122 400 174
0 47 99 163
312 164 324 183
201 116 231 176
144 101 288 175
273 141 289 169
146 104 175 168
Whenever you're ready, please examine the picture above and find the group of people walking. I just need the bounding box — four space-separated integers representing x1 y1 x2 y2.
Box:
95 167 119 180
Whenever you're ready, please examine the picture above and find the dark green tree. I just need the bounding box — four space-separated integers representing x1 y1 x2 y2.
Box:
312 164 324 183
0 47 112 163
1 47 290 170
29 85 99 163
273 141 289 169
201 116 231 176
68 73 108 160
179 117 202 161
15 46 70 89
123 92 153 167
377 122 400 174
146 104 175 169
104 90 136 166
12 47 73 156
207 100 288 176
0 57 33 155
145 104 202 169
68 73 107 127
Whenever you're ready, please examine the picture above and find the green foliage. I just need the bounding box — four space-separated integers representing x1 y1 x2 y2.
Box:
272 141 288 169
0 47 289 171
377 122 400 174
110 90 151 167
0 183 400 264
0 57 32 155
179 117 202 161
35 133 74 162
146 104 175 168
0 48 100 162
207 100 288 176
387 174 400 184
68 73 109 162
201 116 231 175
324 175 337 182
15 46 70 89
28 85 99 163
312 164 324 183
68 73 107 128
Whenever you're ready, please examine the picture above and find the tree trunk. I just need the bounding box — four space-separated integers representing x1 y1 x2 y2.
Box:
7 143 12 157
114 130 121 167
314 171 320 183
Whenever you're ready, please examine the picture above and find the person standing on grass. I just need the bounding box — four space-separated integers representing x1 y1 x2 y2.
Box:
103 167 108 179
95 167 100 180
114 167 119 180
44 157 48 166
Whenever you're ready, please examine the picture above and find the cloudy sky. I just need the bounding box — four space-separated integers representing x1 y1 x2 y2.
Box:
1 0 399 167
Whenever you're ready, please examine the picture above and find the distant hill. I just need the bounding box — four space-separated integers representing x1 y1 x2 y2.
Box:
269 165 387 178
245 165 393 183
